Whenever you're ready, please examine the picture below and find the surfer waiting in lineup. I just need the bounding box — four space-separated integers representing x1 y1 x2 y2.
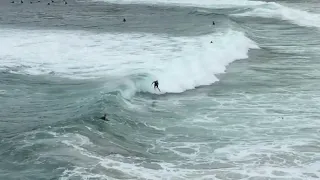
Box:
151 80 161 92
100 114 108 121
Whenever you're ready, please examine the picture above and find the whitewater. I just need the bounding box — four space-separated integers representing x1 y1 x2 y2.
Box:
0 0 320 179
0 28 258 95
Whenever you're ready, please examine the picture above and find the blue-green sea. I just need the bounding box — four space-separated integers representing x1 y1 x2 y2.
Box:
0 0 320 179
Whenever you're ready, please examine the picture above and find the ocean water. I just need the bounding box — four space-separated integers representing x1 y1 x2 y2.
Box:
0 0 320 179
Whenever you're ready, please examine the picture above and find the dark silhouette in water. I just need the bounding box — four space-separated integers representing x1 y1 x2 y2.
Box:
210 41 213 43
100 114 109 121
123 18 126 22
151 80 161 92
212 21 215 25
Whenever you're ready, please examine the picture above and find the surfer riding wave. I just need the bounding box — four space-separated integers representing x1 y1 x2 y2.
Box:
151 80 161 92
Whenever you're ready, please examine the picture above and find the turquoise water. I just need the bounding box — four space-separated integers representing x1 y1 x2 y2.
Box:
0 0 320 179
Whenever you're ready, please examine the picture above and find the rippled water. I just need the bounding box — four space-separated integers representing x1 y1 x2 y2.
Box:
0 0 319 179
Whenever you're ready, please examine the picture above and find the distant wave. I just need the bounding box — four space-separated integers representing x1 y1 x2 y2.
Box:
231 2 320 29
90 0 265 8
90 0 320 29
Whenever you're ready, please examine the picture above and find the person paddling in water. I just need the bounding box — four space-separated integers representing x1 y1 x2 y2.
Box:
99 113 108 121
151 80 161 92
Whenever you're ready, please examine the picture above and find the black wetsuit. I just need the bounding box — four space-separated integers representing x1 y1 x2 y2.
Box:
100 114 108 121
152 81 160 91
154 81 158 87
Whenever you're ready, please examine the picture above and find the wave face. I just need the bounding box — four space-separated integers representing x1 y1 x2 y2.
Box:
1 0 320 180
0 28 258 96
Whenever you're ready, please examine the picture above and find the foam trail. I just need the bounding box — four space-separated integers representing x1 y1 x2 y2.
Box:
231 2 320 29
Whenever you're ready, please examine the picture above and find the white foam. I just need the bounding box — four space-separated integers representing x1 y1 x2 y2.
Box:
0 28 258 95
41 123 320 180
231 2 320 29
155 30 258 93
0 90 6 95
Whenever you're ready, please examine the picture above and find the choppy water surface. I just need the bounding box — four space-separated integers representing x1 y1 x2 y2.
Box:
0 0 319 179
